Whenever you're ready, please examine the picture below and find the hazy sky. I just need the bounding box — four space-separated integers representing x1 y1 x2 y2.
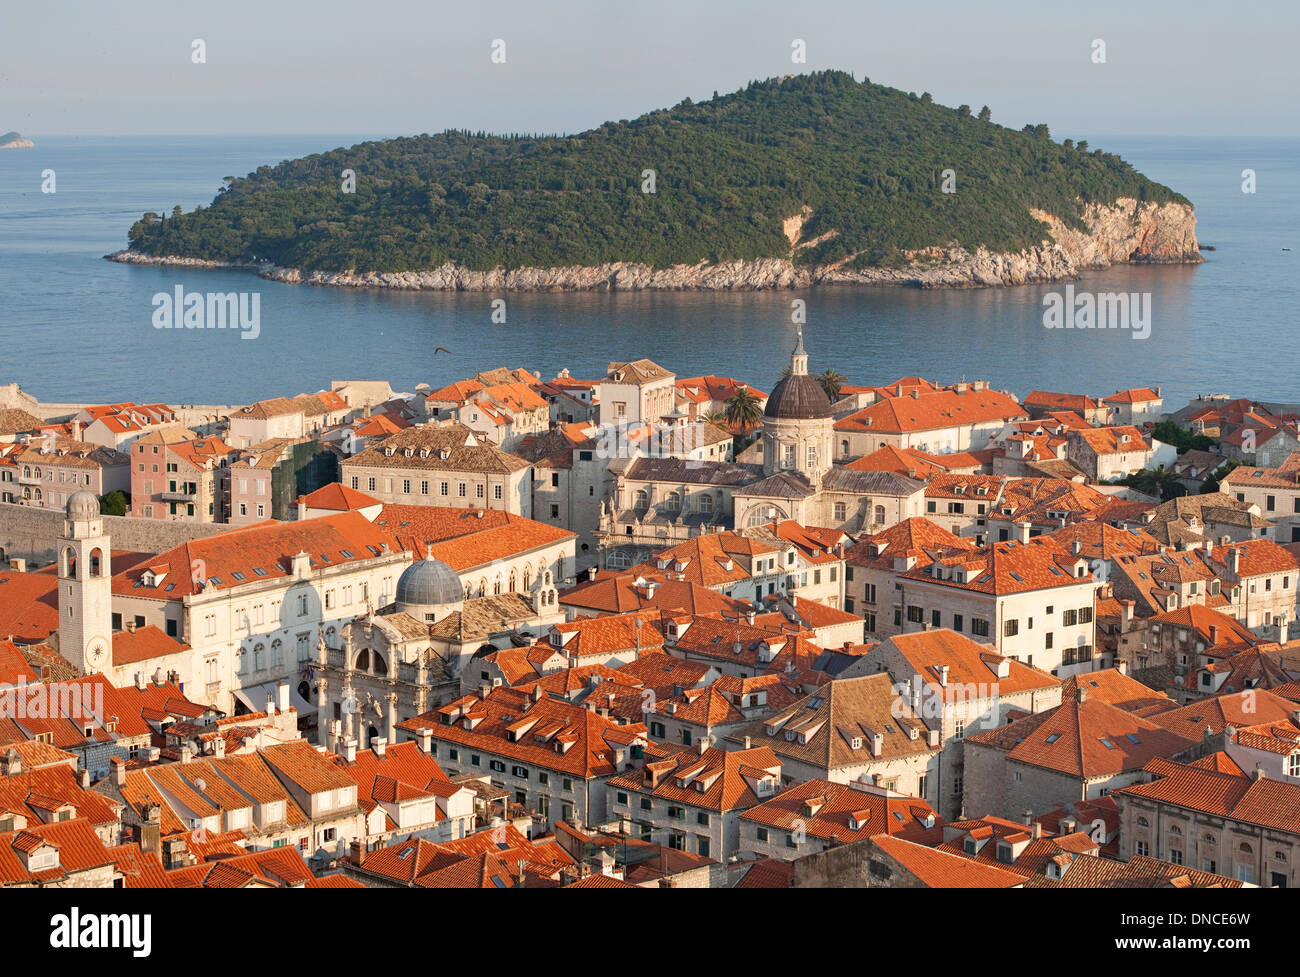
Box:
2 0 1296 139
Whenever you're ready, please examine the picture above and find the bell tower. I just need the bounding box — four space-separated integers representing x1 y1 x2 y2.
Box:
58 492 113 675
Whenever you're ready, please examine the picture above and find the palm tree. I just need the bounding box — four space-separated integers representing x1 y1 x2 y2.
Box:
724 388 765 431
1128 467 1187 502
818 369 848 401
700 410 725 425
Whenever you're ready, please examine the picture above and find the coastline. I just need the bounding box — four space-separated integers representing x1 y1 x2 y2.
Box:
106 198 1204 292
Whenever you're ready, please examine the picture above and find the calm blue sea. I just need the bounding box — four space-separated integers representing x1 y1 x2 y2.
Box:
0 135 1295 409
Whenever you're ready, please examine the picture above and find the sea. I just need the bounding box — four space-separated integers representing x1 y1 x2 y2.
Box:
0 135 1295 410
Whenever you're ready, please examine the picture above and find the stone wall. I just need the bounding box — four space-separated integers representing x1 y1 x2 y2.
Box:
0 501 229 566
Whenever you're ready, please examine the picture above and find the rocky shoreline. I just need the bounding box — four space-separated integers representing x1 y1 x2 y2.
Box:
107 198 1202 292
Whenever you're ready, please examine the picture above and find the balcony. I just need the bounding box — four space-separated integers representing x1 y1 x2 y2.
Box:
160 489 196 502
17 472 44 485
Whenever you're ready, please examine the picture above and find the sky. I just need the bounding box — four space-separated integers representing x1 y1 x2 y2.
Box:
2 0 1296 140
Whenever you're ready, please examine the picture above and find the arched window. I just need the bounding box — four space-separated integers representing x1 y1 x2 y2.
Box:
493 576 502 596
523 569 532 591
253 644 265 671
62 546 77 578
633 489 649 509
478 578 487 597
325 626 336 646
355 648 371 671
1136 817 1150 828
874 505 886 524
664 492 681 512
840 440 849 457
745 505 782 528
545 571 552 585
606 550 633 570
89 547 104 577
372 651 388 677
271 639 283 667
509 570 517 592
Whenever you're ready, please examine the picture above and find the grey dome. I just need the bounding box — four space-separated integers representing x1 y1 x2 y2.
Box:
764 374 833 420
396 556 463 608
67 491 100 521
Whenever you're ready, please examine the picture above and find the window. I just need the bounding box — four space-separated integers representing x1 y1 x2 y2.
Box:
616 792 628 805
834 502 847 521
1063 608 1078 626
906 605 924 624
952 614 963 632
1004 619 1019 637
972 618 989 637
954 720 965 740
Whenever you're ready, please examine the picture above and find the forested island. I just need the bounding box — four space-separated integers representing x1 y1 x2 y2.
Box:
0 131 34 149
113 71 1201 290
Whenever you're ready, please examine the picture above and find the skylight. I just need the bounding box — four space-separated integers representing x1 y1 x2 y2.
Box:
1045 733 1061 744
1099 738 1116 750
1125 733 1141 744
253 567 267 576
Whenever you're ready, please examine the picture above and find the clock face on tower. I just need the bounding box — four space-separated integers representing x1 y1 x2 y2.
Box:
86 640 108 671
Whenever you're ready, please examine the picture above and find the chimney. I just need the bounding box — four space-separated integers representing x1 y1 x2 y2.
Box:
8 558 24 573
927 728 940 748
2 748 24 778
1228 547 1240 575
1070 540 1082 556
417 728 433 755
213 736 226 759
350 839 365 866
134 672 146 691
743 736 752 749
78 767 91 789
1076 685 1088 704
745 609 756 626
276 681 290 715
343 738 357 763
1018 521 1032 544
479 683 490 700
1209 625 1218 646
587 567 598 582
266 691 276 718
373 737 387 757
1031 821 1042 840
179 744 193 765
938 665 949 687
135 804 162 855
1253 766 1267 782
871 732 884 756
1120 600 1135 632
698 735 710 756
111 756 126 786
1023 810 1033 826
125 620 137 634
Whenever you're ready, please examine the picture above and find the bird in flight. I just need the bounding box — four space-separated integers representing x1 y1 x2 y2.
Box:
434 346 451 355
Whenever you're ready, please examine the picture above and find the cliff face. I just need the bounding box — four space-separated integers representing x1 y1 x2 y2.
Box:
108 197 1200 291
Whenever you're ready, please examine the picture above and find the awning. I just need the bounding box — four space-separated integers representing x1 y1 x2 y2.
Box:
232 679 317 718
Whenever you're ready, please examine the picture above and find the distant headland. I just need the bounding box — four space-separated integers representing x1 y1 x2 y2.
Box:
0 131 35 149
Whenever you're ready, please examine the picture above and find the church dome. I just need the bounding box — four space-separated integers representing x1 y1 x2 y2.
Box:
66 491 100 521
396 556 463 609
763 373 833 420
